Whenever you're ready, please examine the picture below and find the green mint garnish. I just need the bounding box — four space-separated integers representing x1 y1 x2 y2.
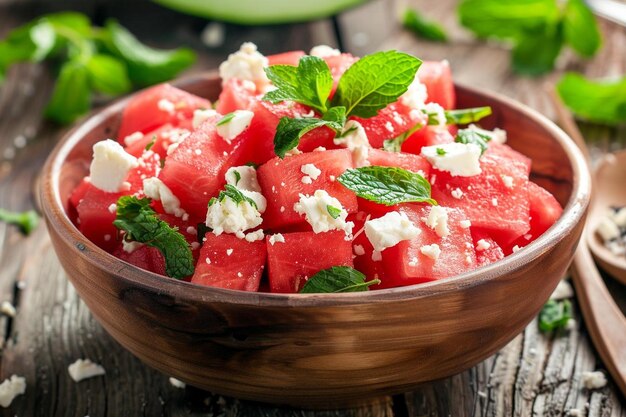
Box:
426 106 492 125
455 129 491 154
331 50 421 118
562 0 602 58
233 170 241 185
216 112 236 126
299 266 381 293
382 123 423 152
0 208 39 235
113 196 194 279
402 8 448 42
436 147 447 156
145 135 156 151
209 184 258 209
338 166 436 206
556 73 626 125
245 161 259 168
326 205 342 219
538 299 573 332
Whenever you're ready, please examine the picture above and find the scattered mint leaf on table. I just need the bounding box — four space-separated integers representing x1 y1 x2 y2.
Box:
538 299 572 332
338 166 436 206
556 73 626 125
402 8 448 42
0 209 39 235
455 129 492 154
85 54 131 95
299 266 380 293
562 0 602 58
511 24 563 76
45 59 92 125
114 196 194 279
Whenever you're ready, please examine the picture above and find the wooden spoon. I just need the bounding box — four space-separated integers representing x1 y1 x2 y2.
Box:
586 150 626 285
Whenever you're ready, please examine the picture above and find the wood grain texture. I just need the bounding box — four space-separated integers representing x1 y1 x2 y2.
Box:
0 0 624 415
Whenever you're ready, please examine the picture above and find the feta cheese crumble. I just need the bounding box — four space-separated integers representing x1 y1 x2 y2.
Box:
364 211 420 252
123 131 144 147
269 233 285 245
216 110 254 144
422 206 450 238
420 244 441 261
157 99 175 114
192 108 218 129
219 42 269 85
122 240 143 254
0 375 26 407
68 359 106 382
423 102 446 126
501 175 514 189
451 188 464 199
293 190 354 237
143 177 185 217
400 76 429 109
334 120 370 167
475 239 491 251
581 371 607 390
0 301 16 317
468 124 507 144
206 194 263 236
244 229 264 242
225 166 261 192
89 140 138 193
460 220 472 229
169 377 186 389
301 163 322 182
421 143 482 177
550 280 574 300
353 244 365 256
310 45 341 57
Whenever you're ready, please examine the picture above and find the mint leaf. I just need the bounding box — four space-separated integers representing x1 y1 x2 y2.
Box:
556 73 626 125
538 299 572 332
102 20 196 87
113 196 194 279
326 205 342 219
145 135 156 151
563 0 601 58
382 123 423 152
338 166 436 206
299 266 380 293
263 56 333 113
0 208 39 235
209 184 258 209
45 59 91 124
436 147 447 156
85 54 131 95
511 24 563 76
331 50 421 117
402 8 448 42
217 112 236 126
427 106 492 125
273 116 343 158
455 129 491 154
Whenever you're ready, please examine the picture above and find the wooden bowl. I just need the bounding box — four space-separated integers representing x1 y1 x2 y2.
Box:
40 73 591 408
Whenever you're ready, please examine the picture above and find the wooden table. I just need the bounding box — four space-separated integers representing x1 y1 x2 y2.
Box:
0 0 624 415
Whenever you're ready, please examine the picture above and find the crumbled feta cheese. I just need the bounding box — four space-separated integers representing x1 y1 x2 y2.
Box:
420 244 441 260
244 229 264 242
492 198 498 207
165 129 192 156
408 256 418 267
123 131 144 147
301 176 313 184
108 203 117 214
314 146 327 152
169 377 186 389
334 120 370 167
400 76 429 109
550 280 574 300
451 188 464 199
143 177 185 217
596 215 620 241
422 206 450 238
241 190 267 213
205 257 211 265
68 359 106 382
423 102 446 126
475 239 491 251
0 301 16 317
192 108 218 129
501 175 514 189
226 248 233 256
157 99 175 114
310 45 341 57
385 121 394 133
512 245 522 253
216 110 254 144
460 220 472 229
0 375 26 407
565 318 577 330
89 140 138 193
567 409 583 417
280 206 285 213
353 244 365 256
364 211 420 252
269 233 285 245
219 42 269 85
581 371 607 390
122 240 143 254
422 143 482 177
301 163 322 180
225 166 261 192
293 190 354 237
206 194 263 236
468 124 507 144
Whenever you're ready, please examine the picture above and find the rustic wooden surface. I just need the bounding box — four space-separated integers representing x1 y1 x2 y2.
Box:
0 0 624 415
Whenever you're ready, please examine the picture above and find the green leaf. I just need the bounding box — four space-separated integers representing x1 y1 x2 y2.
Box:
455 129 492 154
299 266 380 293
85 54 131 95
402 8 448 42
0 208 39 235
382 123 423 152
145 135 157 151
102 20 196 86
217 112 236 126
113 196 194 279
263 55 333 113
556 73 626 125
0 20 56 71
511 23 563 76
331 50 422 117
562 0 601 58
436 147 447 156
45 59 91 124
209 184 258 209
326 205 342 219
427 106 492 125
338 166 436 206
538 299 572 332
457 0 560 40
273 116 343 158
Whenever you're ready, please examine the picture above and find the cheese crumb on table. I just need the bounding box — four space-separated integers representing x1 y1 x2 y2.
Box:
0 375 26 407
68 359 106 382
169 377 186 389
0 301 16 317
581 371 607 390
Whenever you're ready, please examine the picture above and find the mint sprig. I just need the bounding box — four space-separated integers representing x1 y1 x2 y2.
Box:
299 266 381 293
338 166 436 206
113 196 194 279
455 129 492 154
209 184 258 209
538 299 573 332
0 208 39 235
426 106 492 125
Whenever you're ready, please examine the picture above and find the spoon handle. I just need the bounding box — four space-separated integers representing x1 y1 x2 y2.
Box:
572 237 626 395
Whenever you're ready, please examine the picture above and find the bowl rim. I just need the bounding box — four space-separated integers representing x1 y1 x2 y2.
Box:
40 72 591 307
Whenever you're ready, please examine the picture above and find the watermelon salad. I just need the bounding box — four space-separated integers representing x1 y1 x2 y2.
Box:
68 42 563 293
